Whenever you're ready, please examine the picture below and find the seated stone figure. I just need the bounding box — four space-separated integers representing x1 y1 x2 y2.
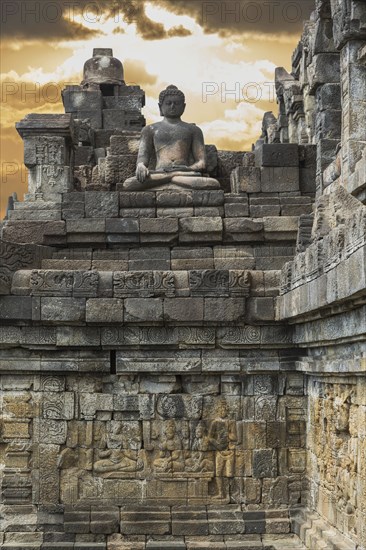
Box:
123 85 220 190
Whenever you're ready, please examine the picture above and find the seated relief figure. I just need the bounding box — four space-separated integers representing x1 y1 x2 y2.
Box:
123 85 221 190
94 422 144 477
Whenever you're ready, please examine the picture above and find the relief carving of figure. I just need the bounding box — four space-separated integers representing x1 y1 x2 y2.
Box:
93 422 144 477
208 400 238 497
185 422 214 474
153 420 184 474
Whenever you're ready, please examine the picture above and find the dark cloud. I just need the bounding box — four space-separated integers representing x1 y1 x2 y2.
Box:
0 0 311 43
112 26 126 35
0 1 102 39
157 0 315 36
0 0 192 42
167 25 192 38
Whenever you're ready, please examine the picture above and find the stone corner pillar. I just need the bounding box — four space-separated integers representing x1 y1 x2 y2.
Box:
16 113 75 201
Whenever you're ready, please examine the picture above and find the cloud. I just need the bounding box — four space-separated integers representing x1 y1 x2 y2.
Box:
124 60 158 87
157 0 315 36
0 0 193 42
200 101 263 150
1 1 102 40
167 25 192 37
1 0 311 44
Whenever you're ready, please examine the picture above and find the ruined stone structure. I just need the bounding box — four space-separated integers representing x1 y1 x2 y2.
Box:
0 0 365 547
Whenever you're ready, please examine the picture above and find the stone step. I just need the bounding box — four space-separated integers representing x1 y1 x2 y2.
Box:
291 510 357 550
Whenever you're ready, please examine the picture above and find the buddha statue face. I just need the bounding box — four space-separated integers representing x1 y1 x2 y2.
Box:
159 94 185 119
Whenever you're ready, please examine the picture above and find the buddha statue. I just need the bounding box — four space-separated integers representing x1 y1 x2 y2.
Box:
123 85 220 190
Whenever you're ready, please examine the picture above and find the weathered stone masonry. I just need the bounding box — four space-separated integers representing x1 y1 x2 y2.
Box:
0 1 365 549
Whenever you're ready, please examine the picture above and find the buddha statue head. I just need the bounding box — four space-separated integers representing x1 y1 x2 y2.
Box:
158 85 186 118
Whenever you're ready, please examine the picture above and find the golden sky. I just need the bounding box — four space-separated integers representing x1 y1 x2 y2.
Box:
0 0 315 217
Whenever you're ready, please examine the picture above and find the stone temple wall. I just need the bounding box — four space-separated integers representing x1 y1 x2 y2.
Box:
274 0 366 547
0 2 365 550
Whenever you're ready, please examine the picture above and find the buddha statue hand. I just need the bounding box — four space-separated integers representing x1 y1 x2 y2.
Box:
136 162 149 183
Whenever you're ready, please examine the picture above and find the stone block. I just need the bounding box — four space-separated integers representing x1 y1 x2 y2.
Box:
90 508 119 534
172 259 214 270
124 298 163 322
77 109 102 129
105 95 144 111
250 204 281 217
1 221 46 245
157 207 194 218
180 217 222 234
253 449 277 478
140 218 179 234
255 144 299 167
172 247 213 259
179 217 223 243
207 507 245 535
56 326 100 346
146 542 186 549
164 298 204 322
247 297 275 322
116 350 201 373
106 154 137 185
194 206 224 217
9 209 62 221
120 507 171 535
66 219 105 233
129 247 170 270
224 218 264 233
74 146 94 166
224 218 264 244
86 298 123 323
106 218 139 234
191 190 224 206
156 191 193 207
312 15 334 51
204 298 245 322
119 191 156 208
308 53 341 93
260 167 299 193
103 109 144 130
263 271 281 296
213 245 254 270
263 216 298 237
202 349 240 371
230 166 261 194
206 144 218 175
41 297 85 322
119 207 156 218
85 192 119 218
62 88 102 112
316 83 341 111
224 202 249 217
64 509 90 533
317 110 342 140
172 506 208 536
0 297 33 320
218 150 244 189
